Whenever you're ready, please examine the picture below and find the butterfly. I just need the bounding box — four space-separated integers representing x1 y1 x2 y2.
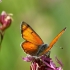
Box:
21 22 66 56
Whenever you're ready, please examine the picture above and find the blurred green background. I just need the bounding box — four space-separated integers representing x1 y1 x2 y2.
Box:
0 0 70 70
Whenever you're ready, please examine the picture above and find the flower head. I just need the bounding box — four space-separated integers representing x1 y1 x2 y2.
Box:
0 11 13 48
23 55 63 70
0 11 13 31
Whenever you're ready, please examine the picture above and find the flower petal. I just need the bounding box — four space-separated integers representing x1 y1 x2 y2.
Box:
0 11 13 31
22 55 34 62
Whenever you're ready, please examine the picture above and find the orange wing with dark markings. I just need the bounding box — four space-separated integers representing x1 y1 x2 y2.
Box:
39 27 66 55
21 22 44 45
21 22 44 55
21 41 39 55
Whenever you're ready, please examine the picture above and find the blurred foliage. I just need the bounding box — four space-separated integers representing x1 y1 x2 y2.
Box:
0 0 70 70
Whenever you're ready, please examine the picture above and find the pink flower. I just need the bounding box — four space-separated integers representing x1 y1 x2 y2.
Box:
0 11 13 47
0 11 13 31
23 55 63 70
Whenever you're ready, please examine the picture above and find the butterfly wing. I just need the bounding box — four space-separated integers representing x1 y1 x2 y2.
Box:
21 22 44 45
22 41 39 55
39 27 66 56
21 22 44 55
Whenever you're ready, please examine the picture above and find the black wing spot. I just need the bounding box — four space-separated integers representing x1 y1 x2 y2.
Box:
31 31 33 34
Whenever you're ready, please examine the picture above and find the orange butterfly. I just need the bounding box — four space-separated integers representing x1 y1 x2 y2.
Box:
21 22 66 56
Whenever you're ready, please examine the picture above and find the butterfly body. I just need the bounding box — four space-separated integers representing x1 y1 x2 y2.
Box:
36 44 48 56
21 22 66 56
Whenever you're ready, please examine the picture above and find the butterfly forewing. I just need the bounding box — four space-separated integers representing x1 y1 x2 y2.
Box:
21 22 44 45
39 27 66 56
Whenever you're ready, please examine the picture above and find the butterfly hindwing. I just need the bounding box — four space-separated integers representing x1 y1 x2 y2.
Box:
21 41 39 55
